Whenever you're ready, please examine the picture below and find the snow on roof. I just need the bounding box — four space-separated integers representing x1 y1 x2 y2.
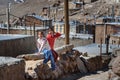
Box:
111 33 120 37
74 43 119 56
28 15 51 21
0 26 48 31
105 22 120 25
54 21 80 26
96 22 120 26
73 1 83 4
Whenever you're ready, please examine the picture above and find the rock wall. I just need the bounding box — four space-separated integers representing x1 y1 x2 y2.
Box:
0 57 25 80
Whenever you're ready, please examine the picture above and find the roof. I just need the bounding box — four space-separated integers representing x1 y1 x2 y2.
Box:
73 1 83 4
96 22 120 26
54 21 80 26
111 33 120 37
28 15 51 21
105 22 120 25
0 26 49 31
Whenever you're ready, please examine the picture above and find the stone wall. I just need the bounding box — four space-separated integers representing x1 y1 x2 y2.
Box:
0 57 25 80
0 35 36 57
95 24 114 44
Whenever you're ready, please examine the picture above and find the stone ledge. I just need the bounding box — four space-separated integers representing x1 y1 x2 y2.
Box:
0 57 25 80
17 44 74 60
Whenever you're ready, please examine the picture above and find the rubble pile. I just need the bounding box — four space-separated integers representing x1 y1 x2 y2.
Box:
0 44 111 80
20 45 111 80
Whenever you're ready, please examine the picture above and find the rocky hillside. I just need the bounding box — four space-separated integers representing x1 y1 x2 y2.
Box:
0 0 120 23
0 0 15 5
69 0 120 22
0 0 62 22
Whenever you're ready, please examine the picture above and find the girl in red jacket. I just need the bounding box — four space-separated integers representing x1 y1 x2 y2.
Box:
46 27 61 62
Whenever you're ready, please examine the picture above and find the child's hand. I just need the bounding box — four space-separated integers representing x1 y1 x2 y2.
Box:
37 52 41 55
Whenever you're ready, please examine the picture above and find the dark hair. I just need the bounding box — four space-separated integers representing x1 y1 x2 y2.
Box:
38 31 44 36
48 27 54 32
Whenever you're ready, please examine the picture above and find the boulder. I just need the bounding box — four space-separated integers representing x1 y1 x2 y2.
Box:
0 57 25 80
76 57 88 73
108 69 120 80
112 56 120 76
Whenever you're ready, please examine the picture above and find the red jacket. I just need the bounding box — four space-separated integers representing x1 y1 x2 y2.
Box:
46 32 61 49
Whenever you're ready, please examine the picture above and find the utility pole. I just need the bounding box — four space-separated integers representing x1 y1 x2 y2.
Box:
48 6 51 28
23 15 27 34
64 0 69 44
106 35 110 55
6 2 11 34
93 15 96 43
100 38 102 61
118 37 120 47
112 5 115 22
48 6 50 18
33 22 35 37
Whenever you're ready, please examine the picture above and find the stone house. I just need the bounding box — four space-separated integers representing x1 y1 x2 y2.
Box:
95 22 120 45
54 21 81 34
24 15 52 27
54 21 95 35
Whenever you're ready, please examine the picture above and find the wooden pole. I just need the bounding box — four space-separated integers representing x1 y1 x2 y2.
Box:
48 6 50 18
100 38 102 61
64 0 69 44
6 7 10 34
24 16 27 35
106 35 110 55
93 15 96 43
33 22 35 37
104 24 107 43
118 37 120 47
100 38 102 54
30 24 32 35
112 5 115 22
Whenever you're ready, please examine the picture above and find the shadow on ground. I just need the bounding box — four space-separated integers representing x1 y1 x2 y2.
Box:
58 68 109 80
